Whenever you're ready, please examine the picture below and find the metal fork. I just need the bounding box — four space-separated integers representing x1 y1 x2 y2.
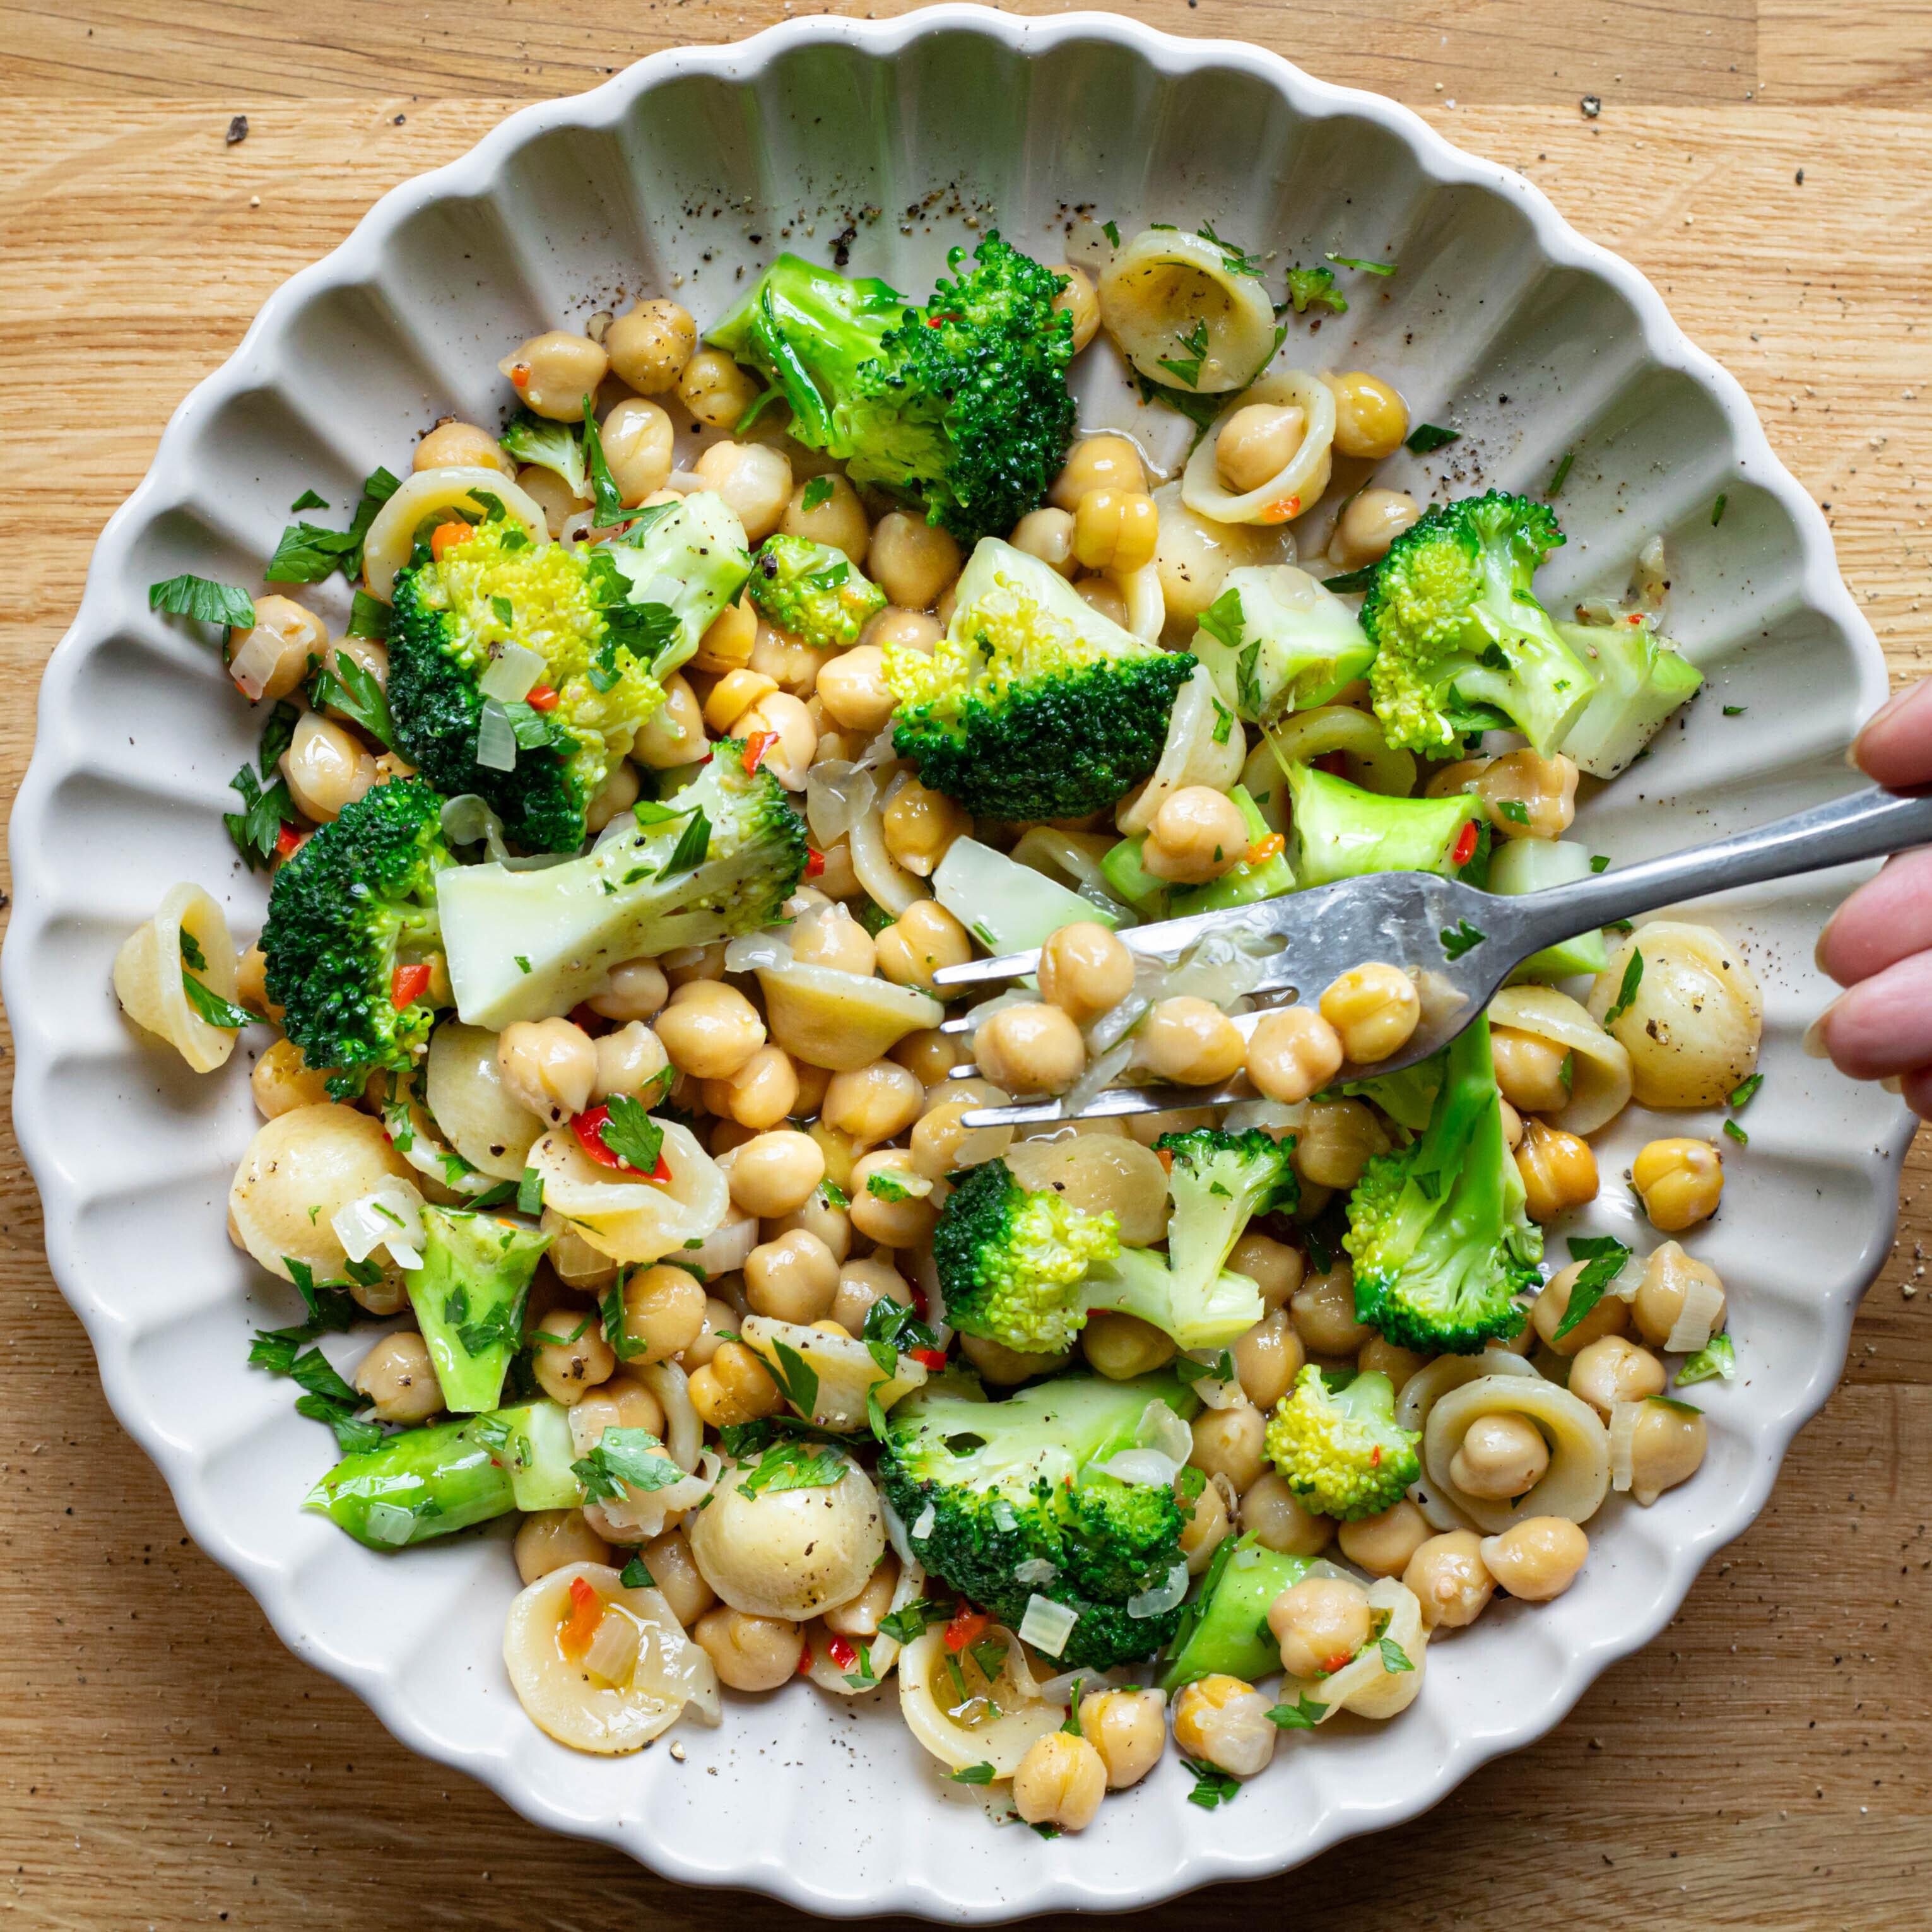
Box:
934 784 1932 1128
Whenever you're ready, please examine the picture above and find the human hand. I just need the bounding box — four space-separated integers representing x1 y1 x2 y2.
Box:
1810 680 1932 1117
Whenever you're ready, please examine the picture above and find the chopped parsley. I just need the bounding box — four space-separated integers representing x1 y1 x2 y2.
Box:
1323 252 1395 276
1182 1757 1242 1809
516 1166 544 1216
1405 423 1461 455
1545 449 1576 498
657 806 712 880
1157 317 1211 389
307 652 394 749
1440 919 1485 960
1102 221 1121 248
1590 854 1611 873
866 1170 913 1203
1711 492 1728 526
1268 1693 1329 1729
948 1762 996 1785
619 1554 656 1589
1378 1637 1415 1673
596 1093 664 1174
148 574 256 630
1729 1073 1764 1110
1552 1234 1632 1341
1676 1333 1736 1387
739 1438 848 1497
289 488 329 513
1603 948 1644 1024
1283 264 1346 315
800 475 835 513
1723 1118 1748 1145
1175 1350 1235 1386
572 1428 686 1501
223 763 294 871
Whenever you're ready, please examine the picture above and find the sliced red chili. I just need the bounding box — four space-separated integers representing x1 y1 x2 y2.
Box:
274 823 304 859
524 682 560 712
943 1606 991 1654
910 1347 948 1372
741 730 777 775
803 847 826 880
1451 820 1480 868
559 1575 601 1658
390 962 432 1010
826 1634 859 1673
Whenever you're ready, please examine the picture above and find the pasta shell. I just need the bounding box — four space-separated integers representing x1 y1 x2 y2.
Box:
801 1557 926 1696
1487 985 1635 1136
896 1625 1066 1778
1587 921 1762 1109
738 1314 929 1432
530 1119 727 1263
1115 663 1246 835
688 1451 886 1620
1097 228 1280 394
1181 371 1338 527
755 960 944 1072
1396 1349 1541 1531
360 466 549 600
112 883 244 1074
1423 1374 1611 1534
425 1020 544 1181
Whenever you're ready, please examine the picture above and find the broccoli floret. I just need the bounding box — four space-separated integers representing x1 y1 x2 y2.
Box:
876 1374 1199 1669
1555 611 1703 779
436 740 808 1026
886 538 1194 820
1359 490 1599 757
746 533 886 651
1285 760 1485 890
261 777 453 1093
707 234 1076 543
499 409 587 497
1264 1365 1420 1520
388 495 750 851
1192 566 1377 723
1343 1013 1541 1354
938 1129 1294 1355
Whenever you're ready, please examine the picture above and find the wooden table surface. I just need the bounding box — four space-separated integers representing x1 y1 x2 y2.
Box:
4 3 1931 1926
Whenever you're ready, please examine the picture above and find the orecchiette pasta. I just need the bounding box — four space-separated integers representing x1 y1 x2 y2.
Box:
1395 1349 1541 1530
849 762 933 917
1423 1374 1612 1534
425 1020 547 1181
360 466 548 599
1587 921 1763 1107
688 1451 886 1620
112 883 245 1073
1116 664 1246 835
738 1314 929 1431
1485 985 1635 1136
502 1561 721 1753
529 1118 727 1263
801 1557 926 1695
1096 227 1280 394
1150 480 1291 637
753 960 944 1071
897 1625 1067 1777
1110 558 1167 641
1181 370 1337 526
1279 1572 1428 1721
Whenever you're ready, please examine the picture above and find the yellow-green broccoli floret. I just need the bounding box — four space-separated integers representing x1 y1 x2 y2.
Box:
746 533 885 651
1264 1365 1420 1521
886 538 1194 821
1359 490 1599 757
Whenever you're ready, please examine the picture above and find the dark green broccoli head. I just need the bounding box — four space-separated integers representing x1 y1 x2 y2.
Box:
746 533 885 651
707 233 1076 543
261 777 452 1093
1264 1365 1421 1520
933 1157 1121 1357
876 1374 1198 1669
885 538 1194 821
1359 490 1598 757
1344 1014 1540 1355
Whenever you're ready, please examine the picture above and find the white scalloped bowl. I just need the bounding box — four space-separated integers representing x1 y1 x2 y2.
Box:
3 6 1913 1917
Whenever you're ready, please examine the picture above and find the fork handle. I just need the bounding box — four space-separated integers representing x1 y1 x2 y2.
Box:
1509 784 1932 957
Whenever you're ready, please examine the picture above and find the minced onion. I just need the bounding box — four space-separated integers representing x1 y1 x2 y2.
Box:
1063 1038 1134 1117
1092 1447 1182 1488
676 1211 758 1279
439 792 511 862
362 1502 421 1546
331 1181 427 1271
1013 1558 1058 1586
1664 1278 1726 1355
1136 1398 1194 1468
478 640 546 703
992 1500 1019 1533
805 760 876 849
1609 1401 1640 1493
724 933 792 974
910 1502 936 1541
582 1606 642 1687
228 625 288 702
1126 1563 1189 1619
642 1360 702 1473
476 698 518 772
1017 1594 1079 1658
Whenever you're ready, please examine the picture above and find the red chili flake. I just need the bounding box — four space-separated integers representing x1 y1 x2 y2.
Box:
1370 1446 1383 1467
559 1575 601 1658
910 1347 948 1371
571 1104 669 1181
274 823 304 859
826 1634 859 1673
524 683 560 712
1155 1146 1174 1175
909 1283 930 1318
741 730 778 775
1450 820 1480 868
797 1644 815 1676
1322 1650 1355 1675
943 1607 991 1654
390 962 432 1010
803 847 826 880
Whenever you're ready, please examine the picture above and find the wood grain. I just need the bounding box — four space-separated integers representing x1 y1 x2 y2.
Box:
3 6 1931 1928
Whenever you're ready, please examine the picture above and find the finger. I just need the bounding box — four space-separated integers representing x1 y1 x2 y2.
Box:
1815 846 1932 984
1808 950 1932 1079
1850 678 1932 788
1899 1066 1932 1122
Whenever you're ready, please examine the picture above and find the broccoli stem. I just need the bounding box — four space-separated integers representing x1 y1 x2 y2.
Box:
303 1416 516 1548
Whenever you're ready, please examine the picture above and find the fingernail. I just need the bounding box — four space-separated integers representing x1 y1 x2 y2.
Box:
1883 1075 1905 1096
1801 1003 1837 1059
1814 919 1835 975
1850 685 1917 773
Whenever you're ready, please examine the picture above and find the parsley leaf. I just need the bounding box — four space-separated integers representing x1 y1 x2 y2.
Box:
1267 1693 1329 1729
596 1093 664 1174
1322 563 1377 594
1497 799 1530 825
1379 1637 1415 1673
1552 1234 1632 1341
572 1428 686 1502
1175 1350 1235 1386
800 475 835 512
1604 948 1645 1024
149 574 256 630
1210 697 1235 746
180 965 256 1032
1182 1757 1241 1809
1157 317 1211 389
657 806 712 880
516 1167 544 1216
307 654 395 749
1324 252 1395 276
257 698 302 777
1711 492 1728 526
1440 919 1485 960
1102 221 1121 248
739 1438 847 1497
1198 223 1265 278
346 589 392 642
879 1596 954 1644
1196 586 1245 653
1405 423 1460 454
580 394 624 525
762 1340 820 1418
949 1762 996 1785
290 488 329 512
619 1553 656 1589
1590 853 1611 873
223 764 293 871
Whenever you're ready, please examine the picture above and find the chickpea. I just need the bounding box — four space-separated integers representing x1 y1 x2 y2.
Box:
1135 996 1246 1087
1622 1398 1707 1505
500 329 609 421
821 1555 900 1640
1050 435 1146 510
704 668 780 735
1170 1675 1276 1779
665 942 727 989
1189 1401 1268 1493
1632 1137 1724 1232
494 1016 597 1125
1229 1309 1301 1410
1447 1413 1551 1500
1268 1574 1370 1678
235 943 274 1020
1071 487 1160 574
849 1151 939 1247
1632 1242 1727 1349
693 594 758 675
791 902 876 977
599 396 674 505
957 1330 1070 1385
1240 1471 1334 1558
677 346 760 430
881 777 969 878
1318 963 1420 1066
765 1185 849 1269
584 957 669 1025
514 1509 612 1585
1226 1234 1302 1315
777 469 867 560
1290 1264 1372 1357
1403 1529 1495 1631
1499 1097 1525 1152
1324 371 1409 461
1481 1516 1589 1601
680 1296 741 1372
1179 1470 1232 1572
822 1061 922 1151
974 1002 1086 1096
1491 1026 1570 1115
1569 1334 1666 1417
736 692 817 789
1081 1309 1176 1380
574 1374 668 1450
687 1338 783 1427
1143 786 1248 886
580 759 641 835
693 440 793 544
866 511 962 611
638 1527 714 1627
1011 1730 1107 1834
1047 261 1100 353
1216 403 1305 495
1516 1120 1599 1222
895 1028 968 1088
743 1227 840 1325
909 1095 1012 1182
722 1130 826 1221
1293 1100 1389 1192
250 1037 333 1119
618 1264 707 1366
1531 1259 1630 1355
830 1255 913 1335
1010 505 1077 576
655 981 765 1081
1336 1499 1432 1579
1244 1006 1344 1106
693 1605 804 1692
281 712 377 822
587 1023 663 1107
413 418 515 477
814 645 896 734
863 605 944 654
1328 487 1420 572
228 594 327 704
529 1307 616 1405
1358 1334 1429 1391
1031 921 1131 1028
1084 1687 1166 1789
606 297 697 396
874 899 979 989
353 1331 444 1423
